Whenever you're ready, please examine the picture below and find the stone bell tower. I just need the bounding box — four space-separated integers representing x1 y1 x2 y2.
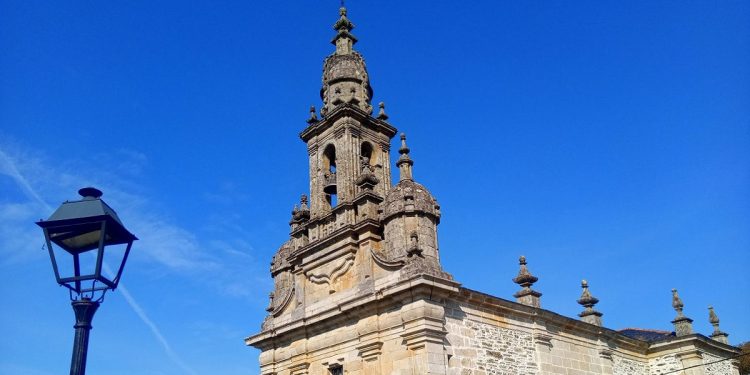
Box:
302 6 396 218
247 7 455 375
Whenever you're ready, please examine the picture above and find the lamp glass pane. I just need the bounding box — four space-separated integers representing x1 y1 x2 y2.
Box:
54 229 104 253
49 240 75 280
78 250 99 279
101 242 129 282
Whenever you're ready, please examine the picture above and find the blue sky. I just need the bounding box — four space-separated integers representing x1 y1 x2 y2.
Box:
1 1 748 374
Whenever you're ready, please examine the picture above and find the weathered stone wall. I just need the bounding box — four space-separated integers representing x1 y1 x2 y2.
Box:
613 355 648 375
649 354 681 375
538 337 607 375
703 352 733 375
443 297 662 375
445 315 538 375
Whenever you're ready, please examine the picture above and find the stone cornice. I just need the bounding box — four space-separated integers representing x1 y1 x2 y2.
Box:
300 104 396 142
245 274 460 349
646 333 740 356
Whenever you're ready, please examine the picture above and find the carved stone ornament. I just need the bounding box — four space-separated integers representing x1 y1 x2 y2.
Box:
357 341 383 361
534 332 554 351
370 248 405 269
269 271 295 316
288 362 310 375
304 253 355 293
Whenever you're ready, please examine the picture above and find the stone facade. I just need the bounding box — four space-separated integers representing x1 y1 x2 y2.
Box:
245 7 741 375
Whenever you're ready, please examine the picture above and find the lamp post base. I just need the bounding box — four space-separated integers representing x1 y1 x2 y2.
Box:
70 298 99 375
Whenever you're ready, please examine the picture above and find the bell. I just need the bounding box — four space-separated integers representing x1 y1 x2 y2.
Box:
323 172 337 195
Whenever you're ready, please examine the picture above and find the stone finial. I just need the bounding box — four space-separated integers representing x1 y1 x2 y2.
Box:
291 194 311 225
671 289 694 336
577 280 603 326
299 194 309 212
396 133 414 181
266 292 275 312
307 105 318 124
512 256 542 307
377 102 389 120
708 306 729 344
332 6 357 54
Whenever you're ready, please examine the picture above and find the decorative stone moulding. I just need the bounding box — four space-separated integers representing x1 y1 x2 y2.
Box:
533 332 554 351
401 316 447 351
357 341 383 361
321 358 346 370
401 328 445 351
599 349 614 361
370 248 405 269
270 286 295 317
304 253 355 293
288 362 310 375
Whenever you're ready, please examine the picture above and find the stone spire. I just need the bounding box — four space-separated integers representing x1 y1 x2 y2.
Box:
377 102 389 120
319 6 373 114
307 105 318 124
708 306 729 344
332 6 357 55
671 289 694 336
512 256 542 307
577 280 603 326
290 194 311 230
397 133 414 181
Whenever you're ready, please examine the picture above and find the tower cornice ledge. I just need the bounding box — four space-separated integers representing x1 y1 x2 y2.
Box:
245 274 460 349
300 104 396 142
289 219 381 264
645 333 741 356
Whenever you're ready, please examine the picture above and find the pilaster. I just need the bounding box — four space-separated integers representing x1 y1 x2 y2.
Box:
677 350 705 375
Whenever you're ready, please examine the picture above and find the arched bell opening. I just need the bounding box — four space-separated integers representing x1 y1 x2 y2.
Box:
322 144 338 207
360 142 376 173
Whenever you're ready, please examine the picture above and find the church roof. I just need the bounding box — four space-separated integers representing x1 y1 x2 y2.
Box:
617 328 675 342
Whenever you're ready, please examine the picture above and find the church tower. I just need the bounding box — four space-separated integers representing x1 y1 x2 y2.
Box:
247 7 455 375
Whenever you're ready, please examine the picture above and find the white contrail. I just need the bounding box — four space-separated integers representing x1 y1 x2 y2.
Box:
0 147 53 212
108 272 199 375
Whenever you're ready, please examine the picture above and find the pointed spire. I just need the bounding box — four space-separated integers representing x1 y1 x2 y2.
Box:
307 105 318 124
332 6 357 54
512 256 542 307
377 102 389 120
671 289 694 336
397 133 414 181
577 280 603 326
708 306 729 344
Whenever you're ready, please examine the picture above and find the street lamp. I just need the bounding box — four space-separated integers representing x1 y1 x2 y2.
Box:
36 187 137 375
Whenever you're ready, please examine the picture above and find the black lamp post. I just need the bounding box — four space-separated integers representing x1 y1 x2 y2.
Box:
36 187 137 375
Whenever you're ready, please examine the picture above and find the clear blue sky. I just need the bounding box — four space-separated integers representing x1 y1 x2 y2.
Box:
1 1 748 374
